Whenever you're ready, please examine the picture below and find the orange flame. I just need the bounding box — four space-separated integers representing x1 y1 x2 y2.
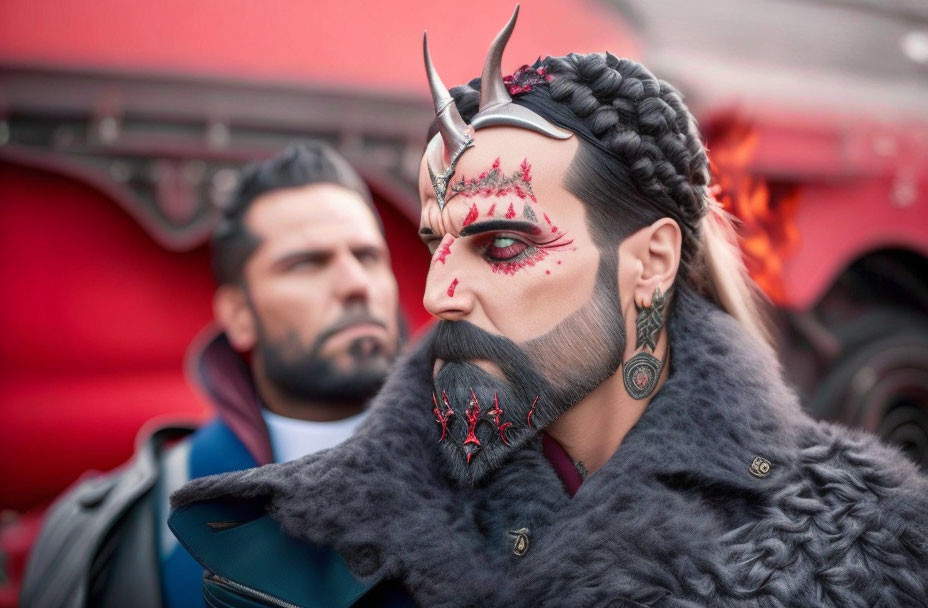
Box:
709 120 800 305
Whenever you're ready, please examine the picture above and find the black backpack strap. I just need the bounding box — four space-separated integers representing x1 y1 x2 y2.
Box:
20 425 195 608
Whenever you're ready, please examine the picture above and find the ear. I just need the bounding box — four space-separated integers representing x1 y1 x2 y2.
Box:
213 284 257 352
630 218 682 308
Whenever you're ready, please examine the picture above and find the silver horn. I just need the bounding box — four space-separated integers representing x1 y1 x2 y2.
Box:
424 32 473 165
423 32 474 210
478 5 518 112
470 5 572 140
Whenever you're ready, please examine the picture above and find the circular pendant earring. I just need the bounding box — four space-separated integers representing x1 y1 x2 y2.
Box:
622 287 667 400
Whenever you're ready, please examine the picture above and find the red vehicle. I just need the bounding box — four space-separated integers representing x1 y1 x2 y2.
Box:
1 0 925 604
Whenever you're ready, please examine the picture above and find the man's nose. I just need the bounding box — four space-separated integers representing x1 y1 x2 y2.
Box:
423 240 473 321
333 251 370 301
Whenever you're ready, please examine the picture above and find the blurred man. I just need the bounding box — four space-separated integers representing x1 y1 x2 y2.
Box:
21 142 403 608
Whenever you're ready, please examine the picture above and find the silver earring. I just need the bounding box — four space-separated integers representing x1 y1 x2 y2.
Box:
623 287 667 400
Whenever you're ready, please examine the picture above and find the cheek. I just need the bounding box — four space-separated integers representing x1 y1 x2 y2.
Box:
252 276 327 334
370 267 399 300
370 272 401 332
480 245 600 343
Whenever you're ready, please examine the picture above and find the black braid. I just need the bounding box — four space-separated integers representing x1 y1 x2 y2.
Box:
545 53 709 234
433 53 710 278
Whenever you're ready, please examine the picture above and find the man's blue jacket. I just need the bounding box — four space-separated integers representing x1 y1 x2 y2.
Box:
22 330 412 608
168 489 416 607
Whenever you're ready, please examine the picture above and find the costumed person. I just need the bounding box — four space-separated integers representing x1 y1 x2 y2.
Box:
169 9 928 608
21 142 404 608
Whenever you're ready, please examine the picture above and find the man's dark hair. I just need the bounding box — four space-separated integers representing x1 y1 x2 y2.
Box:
211 142 376 285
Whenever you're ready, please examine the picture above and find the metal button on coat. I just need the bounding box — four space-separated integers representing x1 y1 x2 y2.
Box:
508 528 530 557
750 456 772 478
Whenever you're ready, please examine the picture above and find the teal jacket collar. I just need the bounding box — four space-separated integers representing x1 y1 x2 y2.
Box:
169 496 379 607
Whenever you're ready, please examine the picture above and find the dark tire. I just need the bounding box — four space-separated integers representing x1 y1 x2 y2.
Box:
808 310 928 469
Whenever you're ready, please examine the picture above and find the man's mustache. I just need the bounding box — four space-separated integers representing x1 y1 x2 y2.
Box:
430 320 539 384
315 311 387 348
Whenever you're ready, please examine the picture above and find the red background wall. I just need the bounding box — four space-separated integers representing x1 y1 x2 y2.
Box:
0 161 430 511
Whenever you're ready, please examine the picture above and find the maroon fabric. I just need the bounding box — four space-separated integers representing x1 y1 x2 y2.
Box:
187 328 274 466
541 433 583 498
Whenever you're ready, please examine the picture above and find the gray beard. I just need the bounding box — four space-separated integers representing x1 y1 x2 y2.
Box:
430 252 626 486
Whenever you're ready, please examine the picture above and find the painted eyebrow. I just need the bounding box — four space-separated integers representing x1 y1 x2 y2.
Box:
459 220 541 237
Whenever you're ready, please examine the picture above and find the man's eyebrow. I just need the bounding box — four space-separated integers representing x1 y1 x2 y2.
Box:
459 220 541 237
272 249 331 267
419 227 435 236
351 244 385 255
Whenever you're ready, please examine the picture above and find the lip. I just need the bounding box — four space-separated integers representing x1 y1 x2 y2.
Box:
327 322 387 342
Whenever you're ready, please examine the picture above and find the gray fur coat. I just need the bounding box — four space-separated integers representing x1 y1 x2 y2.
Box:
173 291 928 607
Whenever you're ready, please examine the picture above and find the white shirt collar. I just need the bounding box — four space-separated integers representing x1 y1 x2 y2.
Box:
261 408 369 463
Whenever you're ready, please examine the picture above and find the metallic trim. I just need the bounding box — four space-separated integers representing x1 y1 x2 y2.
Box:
623 351 664 400
470 104 573 139
507 528 530 557
750 456 773 478
635 287 667 352
426 133 473 211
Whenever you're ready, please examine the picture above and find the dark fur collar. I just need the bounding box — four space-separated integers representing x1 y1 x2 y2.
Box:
173 292 815 606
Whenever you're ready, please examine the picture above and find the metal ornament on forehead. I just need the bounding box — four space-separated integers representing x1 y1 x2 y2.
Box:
423 5 573 211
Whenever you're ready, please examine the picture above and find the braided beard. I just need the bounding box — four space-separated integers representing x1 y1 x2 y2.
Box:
429 253 625 486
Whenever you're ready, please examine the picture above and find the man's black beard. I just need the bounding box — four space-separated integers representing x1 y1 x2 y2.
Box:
257 308 397 406
430 252 626 485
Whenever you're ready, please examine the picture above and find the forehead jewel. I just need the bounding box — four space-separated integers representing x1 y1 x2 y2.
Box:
423 4 573 210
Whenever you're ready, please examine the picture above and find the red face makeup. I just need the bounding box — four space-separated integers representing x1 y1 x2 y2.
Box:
419 129 598 351
449 157 537 202
464 218 574 277
462 204 479 227
435 238 454 265
421 156 576 282
543 213 558 233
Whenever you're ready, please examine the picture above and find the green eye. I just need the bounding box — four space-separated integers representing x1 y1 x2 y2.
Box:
484 234 529 262
494 236 516 248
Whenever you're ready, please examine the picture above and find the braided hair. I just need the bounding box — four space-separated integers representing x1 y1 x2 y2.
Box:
439 52 770 345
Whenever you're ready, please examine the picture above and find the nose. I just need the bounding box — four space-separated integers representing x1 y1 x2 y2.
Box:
423 238 473 321
333 250 370 302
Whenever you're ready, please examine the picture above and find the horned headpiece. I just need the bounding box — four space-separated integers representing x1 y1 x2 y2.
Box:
424 5 572 210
